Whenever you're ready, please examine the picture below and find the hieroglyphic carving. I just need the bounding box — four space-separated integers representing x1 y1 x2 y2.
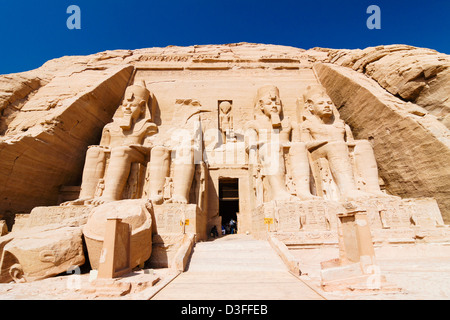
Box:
255 197 448 246
138 55 190 62
409 198 445 227
263 200 335 233
373 198 412 228
152 203 206 240
275 202 300 232
154 207 184 234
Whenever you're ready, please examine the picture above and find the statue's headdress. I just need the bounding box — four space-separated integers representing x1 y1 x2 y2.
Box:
296 85 340 122
124 81 151 105
114 80 153 120
254 85 280 107
253 85 283 120
302 85 328 104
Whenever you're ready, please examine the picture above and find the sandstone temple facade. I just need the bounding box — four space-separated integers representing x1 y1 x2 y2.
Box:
0 43 449 288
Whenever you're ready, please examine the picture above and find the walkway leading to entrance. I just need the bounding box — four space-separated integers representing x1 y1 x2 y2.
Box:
151 234 325 300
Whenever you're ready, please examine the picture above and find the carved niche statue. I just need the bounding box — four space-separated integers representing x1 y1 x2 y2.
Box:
296 85 389 201
64 82 157 206
245 85 316 202
219 100 235 144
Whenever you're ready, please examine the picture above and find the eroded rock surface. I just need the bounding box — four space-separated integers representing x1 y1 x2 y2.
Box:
0 42 449 225
326 45 450 128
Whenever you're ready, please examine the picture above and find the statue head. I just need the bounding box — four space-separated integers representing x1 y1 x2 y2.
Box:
119 82 151 130
256 85 282 116
255 85 282 128
219 101 232 114
303 86 336 121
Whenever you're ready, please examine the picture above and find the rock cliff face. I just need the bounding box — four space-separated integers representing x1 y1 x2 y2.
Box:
0 61 134 226
0 43 449 224
314 62 450 221
326 45 450 128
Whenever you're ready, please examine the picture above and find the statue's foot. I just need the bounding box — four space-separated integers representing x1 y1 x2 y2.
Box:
60 198 91 206
273 191 301 202
149 194 164 205
85 198 112 206
166 195 188 204
370 191 400 199
341 190 374 201
296 192 322 201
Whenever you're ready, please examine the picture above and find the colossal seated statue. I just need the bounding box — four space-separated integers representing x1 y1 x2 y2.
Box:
63 82 157 206
295 86 390 201
245 85 316 202
145 98 204 205
63 83 202 207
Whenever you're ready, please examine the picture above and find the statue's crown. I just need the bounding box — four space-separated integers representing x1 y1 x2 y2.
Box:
124 81 150 103
303 85 328 103
256 85 280 101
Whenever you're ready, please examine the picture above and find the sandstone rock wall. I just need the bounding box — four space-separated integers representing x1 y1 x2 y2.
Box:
0 43 448 225
314 62 450 223
0 64 134 224
326 45 450 128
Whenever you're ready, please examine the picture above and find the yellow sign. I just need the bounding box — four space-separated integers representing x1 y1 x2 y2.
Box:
185 219 190 226
264 218 273 225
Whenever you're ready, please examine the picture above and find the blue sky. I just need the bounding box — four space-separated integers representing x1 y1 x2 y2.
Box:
0 0 449 74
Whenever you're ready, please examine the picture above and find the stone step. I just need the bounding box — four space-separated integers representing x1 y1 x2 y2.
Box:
151 234 325 300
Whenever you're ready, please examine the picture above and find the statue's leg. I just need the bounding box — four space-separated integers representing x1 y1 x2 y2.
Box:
221 130 227 145
289 142 317 200
148 146 170 204
78 146 107 200
260 142 297 201
324 142 371 200
169 145 195 204
101 146 146 202
353 140 385 195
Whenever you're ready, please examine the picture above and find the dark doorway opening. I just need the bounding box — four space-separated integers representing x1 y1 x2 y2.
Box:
219 178 239 234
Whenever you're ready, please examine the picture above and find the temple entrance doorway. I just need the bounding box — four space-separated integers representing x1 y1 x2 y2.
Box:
219 178 239 235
